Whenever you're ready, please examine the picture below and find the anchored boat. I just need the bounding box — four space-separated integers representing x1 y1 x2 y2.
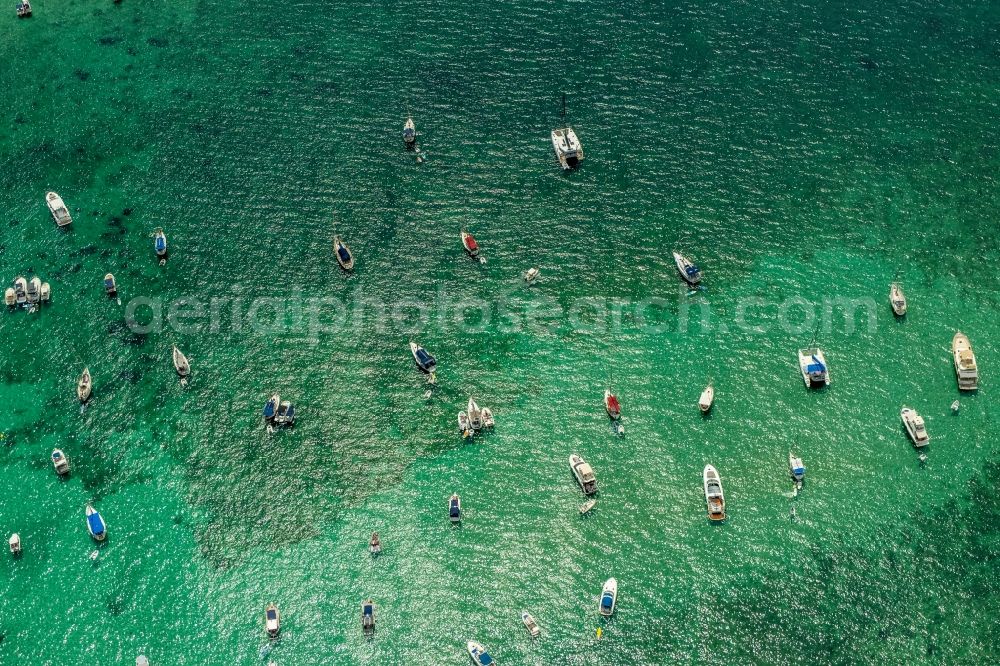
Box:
673 251 702 285
467 640 495 666
77 367 92 403
26 277 40 304
16 0 31 17
52 449 70 475
579 499 596 515
569 454 597 495
333 235 354 270
262 393 280 421
703 465 726 521
4 287 14 307
403 117 416 146
604 389 621 420
172 345 190 377
890 282 907 316
13 277 27 305
362 599 376 633
551 95 584 170
524 267 540 284
46 192 72 226
788 452 805 483
521 611 541 637
798 347 829 387
264 603 280 638
154 229 168 257
599 577 618 616
699 384 714 413
952 332 978 391
461 230 480 258
369 532 381 555
274 401 295 426
9 533 21 554
103 273 117 296
410 341 437 373
901 407 929 448
86 504 107 541
449 494 461 523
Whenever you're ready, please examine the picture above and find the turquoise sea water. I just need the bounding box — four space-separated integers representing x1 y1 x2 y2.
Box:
2 0 999 663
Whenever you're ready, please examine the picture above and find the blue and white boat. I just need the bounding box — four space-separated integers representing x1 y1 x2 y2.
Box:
16 0 32 17
362 599 376 633
52 448 70 475
262 393 280 421
449 494 461 523
409 342 437 373
789 452 805 483
798 347 829 387
333 235 354 270
467 641 494 665
673 251 702 285
86 504 106 541
154 229 168 257
274 401 295 426
599 577 618 616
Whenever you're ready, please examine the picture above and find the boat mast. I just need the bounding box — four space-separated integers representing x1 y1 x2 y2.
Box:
561 93 567 127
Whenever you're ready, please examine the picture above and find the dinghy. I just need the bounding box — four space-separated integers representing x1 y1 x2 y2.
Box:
262 393 280 421
461 230 480 258
699 384 714 413
524 267 540 284
409 341 437 373
599 577 618 616
362 599 376 633
449 494 461 523
52 448 70 475
333 235 354 270
521 611 541 637
172 345 190 377
264 603 280 638
86 504 107 541
703 465 726 521
46 191 72 226
136 657 150 666
673 251 702 285
154 229 168 257
579 499 596 515
403 117 416 146
77 367 92 403
604 389 621 419
890 282 906 316
569 454 597 495
8 533 21 555
467 640 495 666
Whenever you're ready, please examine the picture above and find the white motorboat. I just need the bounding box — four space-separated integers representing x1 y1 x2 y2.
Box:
274 401 295 426
86 504 107 541
265 603 280 638
467 640 495 666
524 267 540 283
403 117 416 146
39 282 50 302
369 532 381 555
46 191 72 226
362 599 376 633
481 407 494 428
699 384 714 413
172 345 190 377
703 465 725 521
333 235 354 270
458 411 471 435
798 347 829 387
521 611 540 637
599 577 618 616
409 341 437 373
901 407 929 448
13 277 27 305
104 273 117 296
788 452 805 483
449 494 461 523
467 398 484 430
952 332 978 391
77 367 92 403
673 251 702 285
890 282 906 316
52 448 70 475
154 228 168 257
136 657 150 666
4 288 14 307
569 454 597 495
8 533 21 555
579 499 596 515
26 277 41 303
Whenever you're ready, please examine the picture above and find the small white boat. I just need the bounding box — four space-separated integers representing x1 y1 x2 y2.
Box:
788 452 805 483
333 235 354 270
467 640 495 666
136 657 150 666
369 532 381 555
798 347 829 387
403 117 416 146
26 277 41 304
77 367 92 403
46 191 72 226
890 282 907 316
409 341 437 373
458 411 471 435
86 504 107 541
8 533 21 554
104 273 117 296
569 454 597 495
951 400 960 414
16 0 32 17
274 401 295 426
362 599 376 633
461 230 480 258
521 611 540 637
673 251 702 285
481 407 494 428
52 448 70 475
154 228 168 257
703 465 725 521
599 577 618 616
604 389 621 420
449 494 461 523
4 288 14 307
39 282 50 302
172 345 190 377
579 499 596 515
265 603 280 638
13 277 27 305
952 332 978 391
699 384 714 413
524 267 540 283
901 407 929 448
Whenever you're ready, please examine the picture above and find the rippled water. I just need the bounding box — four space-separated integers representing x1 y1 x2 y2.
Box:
1 0 998 663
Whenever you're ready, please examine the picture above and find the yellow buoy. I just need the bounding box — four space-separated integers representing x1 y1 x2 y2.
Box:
596 627 602 639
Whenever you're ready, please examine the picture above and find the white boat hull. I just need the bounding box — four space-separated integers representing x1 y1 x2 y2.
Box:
599 577 617 616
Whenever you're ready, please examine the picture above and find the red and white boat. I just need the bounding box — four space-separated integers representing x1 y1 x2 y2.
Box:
461 230 479 257
604 389 621 419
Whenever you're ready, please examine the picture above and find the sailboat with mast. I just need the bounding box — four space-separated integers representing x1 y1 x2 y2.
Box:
551 94 584 170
